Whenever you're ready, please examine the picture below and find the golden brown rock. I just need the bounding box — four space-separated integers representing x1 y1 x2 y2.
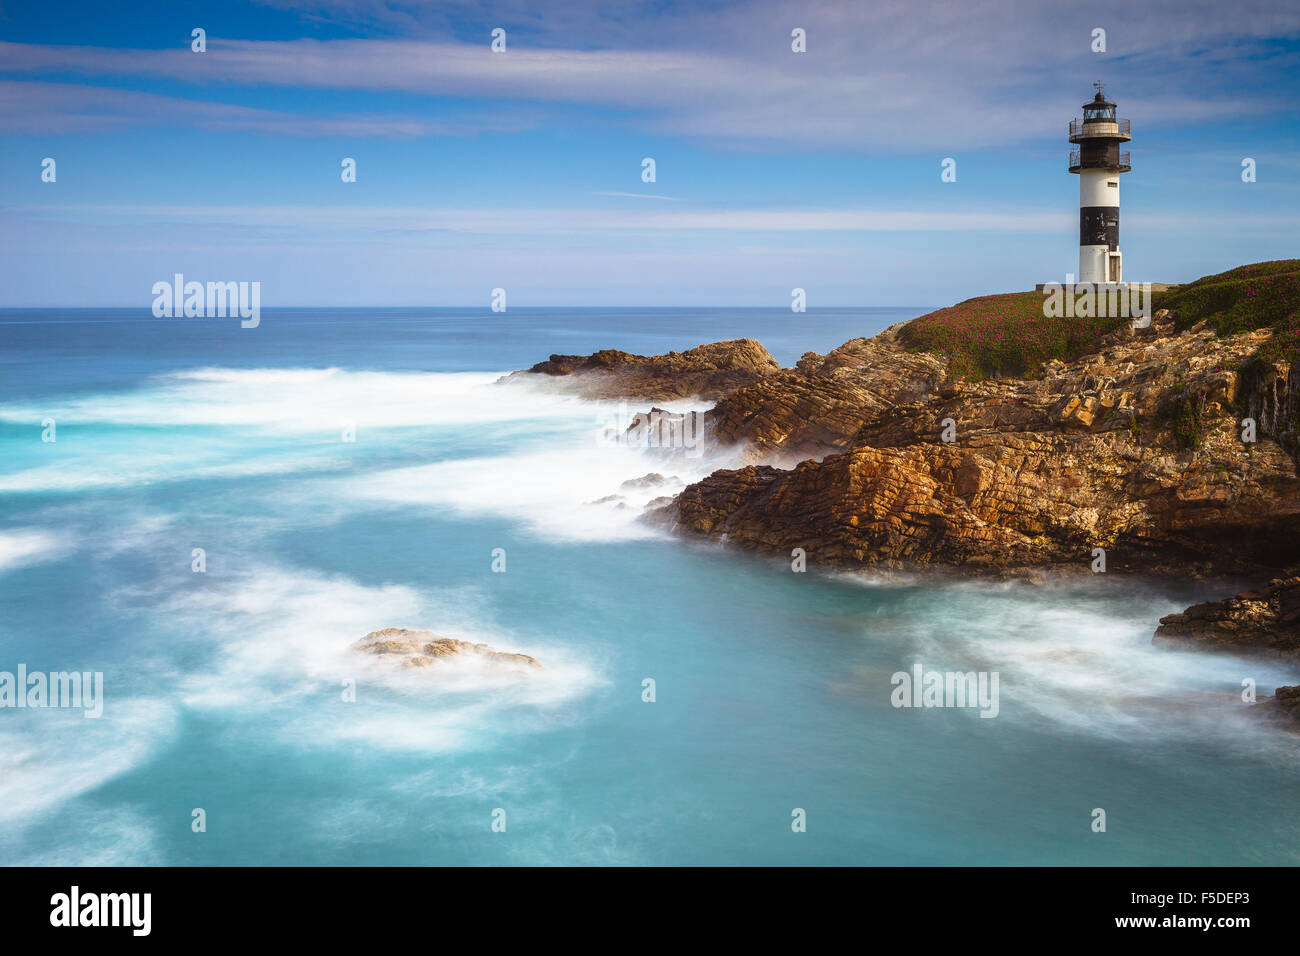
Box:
655 322 1300 577
355 628 542 669
1154 577 1300 658
506 338 780 401
706 332 948 461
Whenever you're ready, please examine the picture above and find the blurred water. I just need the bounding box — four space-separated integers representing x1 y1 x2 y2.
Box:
0 308 1297 865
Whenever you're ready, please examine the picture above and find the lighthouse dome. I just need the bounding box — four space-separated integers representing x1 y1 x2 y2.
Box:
1082 90 1118 125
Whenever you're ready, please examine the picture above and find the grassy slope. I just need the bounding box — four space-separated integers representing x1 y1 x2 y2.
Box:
896 260 1300 379
1161 260 1300 364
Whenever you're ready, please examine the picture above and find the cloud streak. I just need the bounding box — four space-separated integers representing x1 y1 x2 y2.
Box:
14 202 1299 239
1 0 1297 148
0 81 534 138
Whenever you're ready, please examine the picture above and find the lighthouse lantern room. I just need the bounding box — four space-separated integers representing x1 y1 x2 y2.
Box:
1068 82 1131 285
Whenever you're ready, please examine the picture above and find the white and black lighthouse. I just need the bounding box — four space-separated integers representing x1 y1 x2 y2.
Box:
1068 83 1131 284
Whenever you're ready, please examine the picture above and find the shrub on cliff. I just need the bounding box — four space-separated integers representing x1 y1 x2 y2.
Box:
898 261 1300 381
1158 259 1300 365
1163 382 1211 450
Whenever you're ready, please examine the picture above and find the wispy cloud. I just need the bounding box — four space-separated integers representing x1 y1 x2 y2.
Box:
15 202 1299 239
14 201 1075 234
2 0 1297 148
595 191 682 201
0 80 536 137
2 0 1296 306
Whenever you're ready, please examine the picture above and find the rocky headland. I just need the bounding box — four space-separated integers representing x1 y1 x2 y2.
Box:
511 260 1300 718
663 317 1298 578
504 337 780 401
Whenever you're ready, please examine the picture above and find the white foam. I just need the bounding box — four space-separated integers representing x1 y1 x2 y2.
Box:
341 449 685 541
122 562 602 753
0 452 343 493
0 367 707 503
0 528 70 573
0 368 590 432
0 699 178 827
338 397 734 541
868 577 1300 743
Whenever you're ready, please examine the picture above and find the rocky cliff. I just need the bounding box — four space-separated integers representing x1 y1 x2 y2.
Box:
706 331 949 463
658 315 1300 577
509 262 1300 683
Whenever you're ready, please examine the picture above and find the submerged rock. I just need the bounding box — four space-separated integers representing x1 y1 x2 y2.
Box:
355 628 542 669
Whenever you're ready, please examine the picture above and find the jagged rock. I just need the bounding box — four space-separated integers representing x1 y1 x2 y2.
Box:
505 338 779 401
355 628 542 669
706 333 948 461
1238 357 1300 459
1153 577 1300 658
655 323 1300 576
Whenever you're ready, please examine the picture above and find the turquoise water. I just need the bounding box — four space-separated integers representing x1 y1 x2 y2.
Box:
2 308 1298 866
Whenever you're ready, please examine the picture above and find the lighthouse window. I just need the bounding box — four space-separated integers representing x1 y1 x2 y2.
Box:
1107 180 1118 187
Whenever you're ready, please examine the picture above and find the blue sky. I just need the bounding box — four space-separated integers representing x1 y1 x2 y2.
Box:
1 0 1297 306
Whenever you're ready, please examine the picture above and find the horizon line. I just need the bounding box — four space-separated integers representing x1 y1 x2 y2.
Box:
0 303 946 311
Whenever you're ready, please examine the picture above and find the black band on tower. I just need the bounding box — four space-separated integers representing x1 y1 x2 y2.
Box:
1079 206 1119 250
1076 142 1122 169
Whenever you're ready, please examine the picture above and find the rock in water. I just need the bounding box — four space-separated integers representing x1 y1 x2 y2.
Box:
503 338 780 401
1154 579 1300 726
619 473 679 490
1153 577 1300 658
355 628 542 669
1257 684 1300 727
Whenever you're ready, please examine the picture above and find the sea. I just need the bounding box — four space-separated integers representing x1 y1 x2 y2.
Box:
1 306 1297 865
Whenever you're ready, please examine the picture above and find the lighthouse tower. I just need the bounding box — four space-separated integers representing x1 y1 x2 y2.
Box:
1068 83 1131 284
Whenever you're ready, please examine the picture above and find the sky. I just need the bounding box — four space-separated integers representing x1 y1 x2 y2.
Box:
0 0 1297 307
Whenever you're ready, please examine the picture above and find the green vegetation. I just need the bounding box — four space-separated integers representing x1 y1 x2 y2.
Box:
1157 259 1300 365
896 290 1129 379
897 260 1300 380
1167 383 1210 450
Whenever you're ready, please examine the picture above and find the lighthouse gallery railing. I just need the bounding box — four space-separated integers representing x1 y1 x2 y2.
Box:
1069 148 1131 170
1069 117 1131 138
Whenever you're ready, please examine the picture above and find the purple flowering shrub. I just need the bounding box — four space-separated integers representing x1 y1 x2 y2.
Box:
896 290 1127 379
1160 260 1300 365
898 261 1300 380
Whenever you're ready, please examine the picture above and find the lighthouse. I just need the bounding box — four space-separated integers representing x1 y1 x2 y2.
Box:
1069 82 1130 285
